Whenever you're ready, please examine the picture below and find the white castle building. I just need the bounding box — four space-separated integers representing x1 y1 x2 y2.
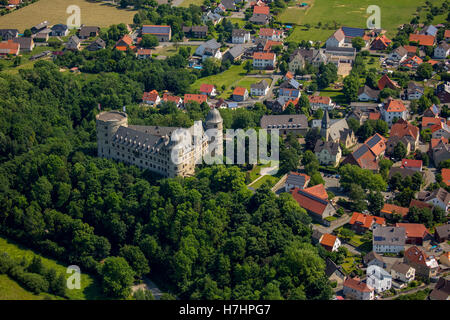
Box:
96 108 223 178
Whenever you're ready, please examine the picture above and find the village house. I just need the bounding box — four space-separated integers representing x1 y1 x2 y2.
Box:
349 212 386 234
363 251 386 268
199 84 217 97
395 223 430 245
290 184 336 224
404 246 439 279
372 225 406 254
142 90 160 106
284 172 310 192
358 85 379 102
253 51 276 69
231 29 251 44
319 233 341 252
78 26 100 39
250 80 269 97
314 140 342 167
366 265 392 293
343 277 374 300
390 262 415 284
232 87 248 102
260 114 309 136
142 25 172 42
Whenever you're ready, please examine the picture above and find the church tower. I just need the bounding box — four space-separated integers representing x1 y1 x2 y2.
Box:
321 109 331 141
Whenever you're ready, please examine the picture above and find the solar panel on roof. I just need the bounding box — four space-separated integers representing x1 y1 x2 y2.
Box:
353 144 369 159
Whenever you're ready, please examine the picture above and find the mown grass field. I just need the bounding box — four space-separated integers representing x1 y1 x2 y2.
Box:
280 0 445 42
0 237 105 300
190 64 272 98
0 0 136 32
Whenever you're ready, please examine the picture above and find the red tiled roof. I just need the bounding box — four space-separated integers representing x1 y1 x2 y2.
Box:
320 233 338 249
142 89 159 102
380 203 409 217
253 5 270 15
308 96 331 104
350 212 386 229
396 223 429 239
378 74 399 90
383 99 406 112
253 51 275 60
344 277 373 293
184 94 207 104
233 86 247 96
409 34 435 46
442 168 450 187
199 83 215 94
401 159 422 169
303 184 328 200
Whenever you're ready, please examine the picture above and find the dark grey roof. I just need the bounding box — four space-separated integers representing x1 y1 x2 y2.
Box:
260 114 308 129
142 25 171 35
286 173 308 187
373 226 406 246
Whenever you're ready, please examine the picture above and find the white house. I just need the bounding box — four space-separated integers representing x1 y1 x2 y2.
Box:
391 262 415 283
434 42 450 59
381 99 407 126
366 265 392 293
232 29 251 44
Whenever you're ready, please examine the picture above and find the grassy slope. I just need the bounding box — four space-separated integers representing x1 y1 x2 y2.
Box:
0 0 136 32
0 237 105 300
279 0 444 42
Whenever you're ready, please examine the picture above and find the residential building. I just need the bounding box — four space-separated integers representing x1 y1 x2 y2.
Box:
96 109 221 178
250 80 269 97
380 203 409 219
253 51 276 69
395 223 430 245
12 37 33 52
434 225 450 243
390 262 415 283
0 40 19 55
284 172 310 192
363 251 386 268
231 29 250 44
358 85 379 101
434 41 450 59
142 25 172 42
372 226 406 254
319 233 341 252
142 90 160 106
290 184 336 223
404 246 439 279
51 24 68 37
199 84 216 97
429 277 450 300
343 277 374 300
314 140 342 167
366 265 392 293
232 87 248 102
78 26 100 39
260 114 309 136
349 212 386 234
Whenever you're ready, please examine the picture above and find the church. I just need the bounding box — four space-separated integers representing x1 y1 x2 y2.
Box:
320 109 357 149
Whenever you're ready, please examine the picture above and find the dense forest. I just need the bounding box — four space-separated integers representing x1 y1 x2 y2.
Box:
0 61 333 299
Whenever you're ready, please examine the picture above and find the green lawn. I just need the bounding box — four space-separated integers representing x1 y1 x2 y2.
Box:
0 237 105 300
279 0 444 42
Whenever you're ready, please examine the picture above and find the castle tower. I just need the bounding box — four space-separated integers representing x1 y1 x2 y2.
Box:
205 108 223 159
321 109 331 141
96 111 128 159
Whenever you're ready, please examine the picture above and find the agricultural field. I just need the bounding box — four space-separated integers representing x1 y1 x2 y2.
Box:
0 237 105 300
0 0 136 32
279 0 445 42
